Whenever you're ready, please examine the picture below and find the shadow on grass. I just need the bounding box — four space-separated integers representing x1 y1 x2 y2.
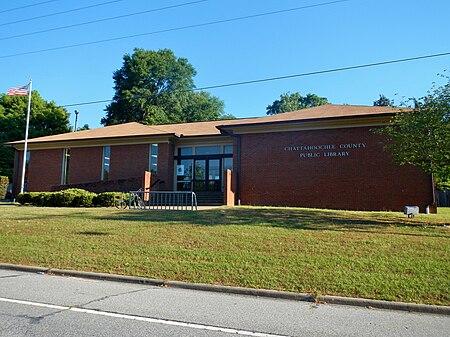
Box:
76 230 111 236
93 208 448 237
10 207 448 237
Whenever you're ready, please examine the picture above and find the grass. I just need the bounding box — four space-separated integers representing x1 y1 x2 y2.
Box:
0 205 449 305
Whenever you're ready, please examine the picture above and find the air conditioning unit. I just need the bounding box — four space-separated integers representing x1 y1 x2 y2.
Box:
404 206 419 218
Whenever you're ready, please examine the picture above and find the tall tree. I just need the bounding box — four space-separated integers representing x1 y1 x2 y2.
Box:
266 92 328 115
373 94 394 107
376 76 450 189
102 48 227 126
0 91 70 179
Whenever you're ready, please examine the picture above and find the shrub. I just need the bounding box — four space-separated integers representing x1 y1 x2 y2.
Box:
17 192 32 204
0 176 8 200
92 192 120 207
17 189 97 207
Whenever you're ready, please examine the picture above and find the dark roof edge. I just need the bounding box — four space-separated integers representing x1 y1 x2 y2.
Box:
5 132 180 147
216 112 397 132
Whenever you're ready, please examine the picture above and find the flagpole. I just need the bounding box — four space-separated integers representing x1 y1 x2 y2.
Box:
19 79 32 194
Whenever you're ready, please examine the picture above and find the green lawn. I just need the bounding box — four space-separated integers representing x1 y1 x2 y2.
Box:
0 205 449 305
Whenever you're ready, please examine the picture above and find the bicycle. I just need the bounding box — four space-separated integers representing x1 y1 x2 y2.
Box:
114 193 128 209
114 190 145 209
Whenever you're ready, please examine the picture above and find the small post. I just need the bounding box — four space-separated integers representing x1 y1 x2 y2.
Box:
73 110 79 132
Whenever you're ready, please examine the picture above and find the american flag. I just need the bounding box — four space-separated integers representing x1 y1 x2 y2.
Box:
7 85 28 96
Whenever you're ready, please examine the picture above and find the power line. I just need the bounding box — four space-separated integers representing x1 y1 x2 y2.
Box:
60 51 450 108
0 0 349 59
0 0 208 41
0 0 60 14
0 0 125 27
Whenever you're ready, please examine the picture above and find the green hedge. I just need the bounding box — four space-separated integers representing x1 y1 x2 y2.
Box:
92 192 119 207
17 189 121 207
0 176 8 200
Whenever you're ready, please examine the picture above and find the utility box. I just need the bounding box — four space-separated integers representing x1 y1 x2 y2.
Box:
404 206 419 218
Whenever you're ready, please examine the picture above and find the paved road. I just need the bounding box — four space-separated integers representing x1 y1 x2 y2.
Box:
0 269 448 337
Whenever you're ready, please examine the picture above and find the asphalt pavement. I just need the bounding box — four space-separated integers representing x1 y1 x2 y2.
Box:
0 269 449 336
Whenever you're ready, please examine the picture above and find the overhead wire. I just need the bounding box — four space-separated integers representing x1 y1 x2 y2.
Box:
0 0 61 15
0 0 349 59
60 51 450 108
0 0 208 41
0 0 125 27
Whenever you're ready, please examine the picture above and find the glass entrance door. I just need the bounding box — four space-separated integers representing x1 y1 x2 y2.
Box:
193 159 221 192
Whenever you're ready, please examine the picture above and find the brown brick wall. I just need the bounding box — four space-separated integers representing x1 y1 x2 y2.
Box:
238 127 434 212
109 144 149 180
157 142 174 191
27 149 63 192
52 177 144 193
16 142 172 194
12 150 22 196
69 147 103 184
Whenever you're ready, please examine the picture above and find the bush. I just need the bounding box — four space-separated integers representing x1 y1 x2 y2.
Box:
16 189 126 207
17 192 32 204
92 192 120 207
0 176 8 200
58 189 95 207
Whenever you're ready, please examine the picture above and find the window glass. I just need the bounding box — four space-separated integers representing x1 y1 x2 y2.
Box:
195 146 221 155
61 148 70 185
150 144 158 174
176 159 193 191
180 147 193 156
194 160 206 180
209 159 220 180
102 146 110 181
224 145 233 154
223 157 233 171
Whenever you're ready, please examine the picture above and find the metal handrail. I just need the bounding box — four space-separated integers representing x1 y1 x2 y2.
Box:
129 190 197 211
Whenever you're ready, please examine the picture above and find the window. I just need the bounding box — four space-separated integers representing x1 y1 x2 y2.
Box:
150 144 158 174
223 157 233 171
176 159 193 191
179 147 193 156
61 148 70 185
224 145 233 154
195 146 221 155
102 146 110 181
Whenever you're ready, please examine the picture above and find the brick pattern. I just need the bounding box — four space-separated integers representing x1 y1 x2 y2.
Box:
52 177 143 193
12 151 23 196
69 147 103 184
27 149 63 192
157 142 174 191
238 127 434 212
109 144 149 180
19 143 166 195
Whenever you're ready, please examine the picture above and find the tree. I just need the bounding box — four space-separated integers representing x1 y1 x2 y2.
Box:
0 91 70 179
376 77 450 189
373 94 394 107
76 124 90 131
266 92 328 115
101 48 227 126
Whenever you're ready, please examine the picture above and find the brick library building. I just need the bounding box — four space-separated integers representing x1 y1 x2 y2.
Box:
7 104 436 212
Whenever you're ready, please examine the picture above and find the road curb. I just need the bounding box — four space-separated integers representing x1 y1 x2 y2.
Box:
0 263 49 274
49 268 166 287
318 295 450 315
166 280 315 302
1 263 448 315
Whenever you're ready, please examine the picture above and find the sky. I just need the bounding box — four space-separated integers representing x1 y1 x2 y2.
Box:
1 0 449 130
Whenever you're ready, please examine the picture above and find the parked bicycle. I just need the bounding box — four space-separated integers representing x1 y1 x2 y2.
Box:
114 190 145 209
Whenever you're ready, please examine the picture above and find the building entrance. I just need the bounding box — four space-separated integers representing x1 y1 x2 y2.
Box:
193 158 221 192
